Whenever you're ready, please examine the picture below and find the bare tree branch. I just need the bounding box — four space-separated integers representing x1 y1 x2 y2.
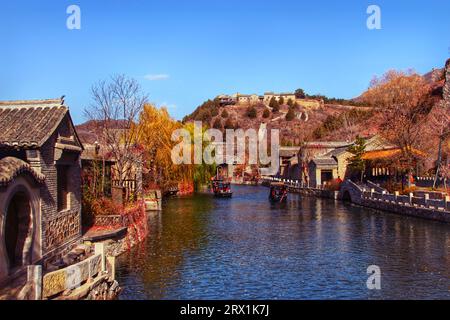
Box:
84 74 148 184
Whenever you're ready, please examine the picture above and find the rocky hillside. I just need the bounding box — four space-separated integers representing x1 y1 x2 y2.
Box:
183 64 448 146
183 97 377 145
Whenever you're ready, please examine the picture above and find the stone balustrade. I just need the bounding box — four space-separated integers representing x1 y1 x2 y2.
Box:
20 242 119 300
362 189 450 212
261 177 450 222
41 243 106 299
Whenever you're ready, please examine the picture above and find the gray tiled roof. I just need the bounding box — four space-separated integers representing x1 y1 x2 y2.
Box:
311 157 338 166
322 147 349 158
0 156 46 186
0 99 67 148
303 141 353 148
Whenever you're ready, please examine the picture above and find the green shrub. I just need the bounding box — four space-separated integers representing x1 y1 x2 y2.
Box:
285 108 295 121
213 118 222 129
246 106 257 118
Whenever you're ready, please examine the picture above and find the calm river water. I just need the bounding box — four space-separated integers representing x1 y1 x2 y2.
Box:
116 186 450 299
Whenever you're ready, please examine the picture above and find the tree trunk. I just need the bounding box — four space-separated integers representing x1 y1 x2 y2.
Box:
433 137 443 189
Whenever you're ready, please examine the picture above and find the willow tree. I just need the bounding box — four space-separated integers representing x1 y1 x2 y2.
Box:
183 122 217 189
137 104 191 190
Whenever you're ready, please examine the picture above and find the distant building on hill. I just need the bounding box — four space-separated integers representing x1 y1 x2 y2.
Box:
263 92 296 104
216 92 322 108
236 93 261 105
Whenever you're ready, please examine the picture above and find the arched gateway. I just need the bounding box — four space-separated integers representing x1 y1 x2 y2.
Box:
5 190 32 269
0 157 44 281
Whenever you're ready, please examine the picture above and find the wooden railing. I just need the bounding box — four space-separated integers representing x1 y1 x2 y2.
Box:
112 179 137 202
112 179 136 191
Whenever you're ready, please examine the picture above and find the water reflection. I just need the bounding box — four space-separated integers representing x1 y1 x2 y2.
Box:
117 186 450 300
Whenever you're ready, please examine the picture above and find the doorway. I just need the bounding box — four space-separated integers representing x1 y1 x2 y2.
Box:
4 191 32 270
320 170 333 184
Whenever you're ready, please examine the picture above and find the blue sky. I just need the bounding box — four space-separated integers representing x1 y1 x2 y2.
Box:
0 0 449 123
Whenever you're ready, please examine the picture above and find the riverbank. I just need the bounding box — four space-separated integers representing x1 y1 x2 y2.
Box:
38 201 151 300
261 178 450 223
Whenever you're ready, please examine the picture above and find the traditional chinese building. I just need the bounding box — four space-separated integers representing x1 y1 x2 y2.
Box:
0 99 83 283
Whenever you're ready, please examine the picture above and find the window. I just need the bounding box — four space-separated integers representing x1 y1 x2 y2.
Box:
57 165 70 211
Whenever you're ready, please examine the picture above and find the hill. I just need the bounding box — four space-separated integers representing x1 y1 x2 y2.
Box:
182 96 376 145
182 64 448 147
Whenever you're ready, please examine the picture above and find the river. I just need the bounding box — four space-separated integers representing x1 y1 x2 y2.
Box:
116 185 450 299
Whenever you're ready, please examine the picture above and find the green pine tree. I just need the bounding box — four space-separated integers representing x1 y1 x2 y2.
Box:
285 108 295 121
269 97 280 112
346 136 366 182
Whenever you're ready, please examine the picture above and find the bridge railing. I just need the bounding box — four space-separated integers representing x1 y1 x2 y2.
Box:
362 188 450 212
260 176 305 188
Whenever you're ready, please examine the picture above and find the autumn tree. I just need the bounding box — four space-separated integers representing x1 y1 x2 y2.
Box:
137 104 191 190
221 109 229 118
213 118 222 129
429 102 450 188
211 107 219 117
224 117 234 129
85 74 147 185
361 70 432 184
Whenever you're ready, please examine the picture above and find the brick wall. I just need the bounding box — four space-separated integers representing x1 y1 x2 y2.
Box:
39 115 82 258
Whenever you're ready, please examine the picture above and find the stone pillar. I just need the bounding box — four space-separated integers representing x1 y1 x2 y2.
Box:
106 256 116 281
27 265 42 300
136 158 143 199
445 196 450 211
409 193 414 206
424 193 429 208
94 243 106 272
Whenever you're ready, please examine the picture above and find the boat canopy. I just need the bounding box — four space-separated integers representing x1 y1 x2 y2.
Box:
270 182 286 187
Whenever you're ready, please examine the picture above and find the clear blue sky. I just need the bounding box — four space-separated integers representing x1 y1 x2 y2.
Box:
0 0 449 123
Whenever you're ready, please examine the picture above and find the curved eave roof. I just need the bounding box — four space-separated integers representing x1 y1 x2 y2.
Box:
0 157 46 186
362 148 426 161
0 100 68 149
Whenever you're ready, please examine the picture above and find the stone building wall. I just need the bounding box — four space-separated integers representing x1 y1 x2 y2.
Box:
39 115 82 259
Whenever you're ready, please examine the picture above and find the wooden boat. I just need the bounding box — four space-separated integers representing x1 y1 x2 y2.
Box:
164 186 179 197
211 179 233 198
269 182 288 203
